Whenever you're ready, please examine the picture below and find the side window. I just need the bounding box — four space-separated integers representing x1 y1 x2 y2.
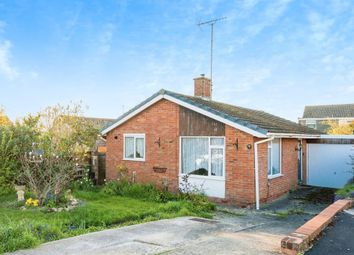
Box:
124 134 145 161
268 138 281 177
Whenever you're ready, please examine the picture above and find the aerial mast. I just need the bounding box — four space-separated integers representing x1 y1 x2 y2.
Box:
197 17 227 93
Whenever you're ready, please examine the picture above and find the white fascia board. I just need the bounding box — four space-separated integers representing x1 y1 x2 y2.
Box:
267 133 321 139
164 94 267 138
101 94 164 135
319 134 354 139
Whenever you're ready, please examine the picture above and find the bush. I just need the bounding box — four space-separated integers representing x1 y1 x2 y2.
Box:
101 180 173 202
71 166 96 191
101 180 215 214
0 127 18 195
336 183 354 198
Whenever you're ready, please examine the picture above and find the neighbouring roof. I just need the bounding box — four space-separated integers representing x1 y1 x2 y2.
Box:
102 89 321 137
80 117 115 128
302 104 354 119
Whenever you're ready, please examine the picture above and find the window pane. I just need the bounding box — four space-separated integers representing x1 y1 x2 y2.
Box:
135 138 144 158
181 138 209 176
272 139 280 175
267 147 272 175
211 148 223 176
125 137 134 158
210 138 224 146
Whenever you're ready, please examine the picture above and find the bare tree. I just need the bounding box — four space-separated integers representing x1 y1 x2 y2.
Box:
19 151 78 205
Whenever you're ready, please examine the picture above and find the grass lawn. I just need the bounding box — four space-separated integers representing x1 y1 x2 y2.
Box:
0 190 213 254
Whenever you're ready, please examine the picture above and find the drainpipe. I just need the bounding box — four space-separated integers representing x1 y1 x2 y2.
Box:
254 137 274 210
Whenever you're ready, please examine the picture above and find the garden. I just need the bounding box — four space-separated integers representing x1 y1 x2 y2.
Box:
0 106 214 254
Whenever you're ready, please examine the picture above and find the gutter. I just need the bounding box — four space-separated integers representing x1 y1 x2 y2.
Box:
267 133 321 139
254 137 274 210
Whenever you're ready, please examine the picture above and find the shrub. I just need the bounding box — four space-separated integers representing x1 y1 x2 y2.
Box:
336 183 354 198
19 150 78 206
71 166 96 191
101 180 215 214
0 127 18 195
101 180 171 202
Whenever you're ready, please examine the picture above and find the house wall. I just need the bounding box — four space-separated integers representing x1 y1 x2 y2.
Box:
106 99 300 207
106 99 180 191
256 138 299 204
225 126 256 206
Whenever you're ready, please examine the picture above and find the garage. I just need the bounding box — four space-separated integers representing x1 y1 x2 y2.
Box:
307 138 354 189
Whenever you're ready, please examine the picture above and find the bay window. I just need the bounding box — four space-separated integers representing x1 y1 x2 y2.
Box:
268 138 281 177
181 137 225 177
124 134 145 161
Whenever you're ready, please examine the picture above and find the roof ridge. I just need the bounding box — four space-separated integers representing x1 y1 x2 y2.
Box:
305 103 354 107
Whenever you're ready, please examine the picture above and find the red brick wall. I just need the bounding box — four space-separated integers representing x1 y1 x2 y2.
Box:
225 126 256 206
194 76 211 99
105 99 180 192
105 98 300 206
257 138 299 203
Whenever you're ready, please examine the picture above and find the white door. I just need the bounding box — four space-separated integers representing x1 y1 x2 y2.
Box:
307 143 354 188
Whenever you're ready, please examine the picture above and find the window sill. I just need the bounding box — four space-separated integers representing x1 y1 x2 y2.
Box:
179 174 225 181
268 174 283 180
123 158 145 162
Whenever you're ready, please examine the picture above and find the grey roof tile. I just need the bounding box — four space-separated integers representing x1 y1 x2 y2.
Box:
103 89 322 135
302 104 354 118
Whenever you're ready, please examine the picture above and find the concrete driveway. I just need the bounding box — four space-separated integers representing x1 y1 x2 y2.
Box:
10 216 297 255
10 187 331 255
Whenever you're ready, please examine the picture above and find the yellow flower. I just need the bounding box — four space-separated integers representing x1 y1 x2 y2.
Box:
25 198 40 207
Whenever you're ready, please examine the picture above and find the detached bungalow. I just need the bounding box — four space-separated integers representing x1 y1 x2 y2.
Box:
102 75 321 208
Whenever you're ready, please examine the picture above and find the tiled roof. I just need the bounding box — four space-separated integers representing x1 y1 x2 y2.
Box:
164 90 321 135
302 104 354 118
103 89 322 136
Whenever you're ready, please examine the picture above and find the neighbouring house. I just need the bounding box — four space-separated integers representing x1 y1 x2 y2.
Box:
102 75 323 208
298 104 354 132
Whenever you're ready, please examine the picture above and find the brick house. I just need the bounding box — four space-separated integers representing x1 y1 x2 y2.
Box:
298 103 354 132
102 75 321 208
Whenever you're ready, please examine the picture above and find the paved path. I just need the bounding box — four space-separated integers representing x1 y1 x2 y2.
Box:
10 187 330 255
10 215 302 255
306 209 354 255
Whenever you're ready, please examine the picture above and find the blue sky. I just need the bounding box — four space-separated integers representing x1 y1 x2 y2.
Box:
1 0 354 122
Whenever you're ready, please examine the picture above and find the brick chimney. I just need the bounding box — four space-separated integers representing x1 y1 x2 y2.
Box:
194 74 212 100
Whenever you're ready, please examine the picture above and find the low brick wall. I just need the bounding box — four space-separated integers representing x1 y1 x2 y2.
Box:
281 199 353 255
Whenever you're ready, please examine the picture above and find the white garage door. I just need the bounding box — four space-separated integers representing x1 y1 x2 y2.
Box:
307 144 354 188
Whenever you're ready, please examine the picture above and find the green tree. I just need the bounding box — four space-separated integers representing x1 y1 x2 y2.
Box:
18 103 100 203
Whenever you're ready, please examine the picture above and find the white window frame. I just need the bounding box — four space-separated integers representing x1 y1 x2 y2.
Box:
267 138 282 179
179 136 225 180
123 133 145 161
306 120 317 129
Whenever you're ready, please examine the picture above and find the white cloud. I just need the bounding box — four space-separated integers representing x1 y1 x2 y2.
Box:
99 23 115 55
0 40 19 80
242 0 259 11
220 68 272 93
308 11 335 43
245 0 292 36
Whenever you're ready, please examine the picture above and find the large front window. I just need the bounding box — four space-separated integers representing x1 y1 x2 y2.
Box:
181 137 224 177
268 138 281 177
124 134 145 161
